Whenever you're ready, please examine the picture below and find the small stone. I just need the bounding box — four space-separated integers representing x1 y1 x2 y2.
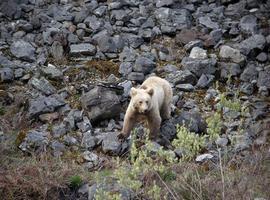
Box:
81 131 96 150
219 45 246 65
175 84 194 92
196 74 215 89
102 132 122 155
216 137 229 147
239 15 258 35
70 43 96 56
256 52 268 62
29 77 56 96
119 62 133 76
195 153 214 162
127 72 145 82
39 112 59 123
41 64 63 79
0 68 14 82
52 123 67 138
189 47 207 59
198 16 219 30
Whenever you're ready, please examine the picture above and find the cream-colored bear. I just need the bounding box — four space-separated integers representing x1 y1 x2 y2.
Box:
118 76 173 140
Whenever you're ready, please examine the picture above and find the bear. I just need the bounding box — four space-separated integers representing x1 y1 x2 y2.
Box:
118 76 173 140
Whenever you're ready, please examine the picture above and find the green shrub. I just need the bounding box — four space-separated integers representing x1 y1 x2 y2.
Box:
172 125 206 160
206 112 222 141
69 175 83 188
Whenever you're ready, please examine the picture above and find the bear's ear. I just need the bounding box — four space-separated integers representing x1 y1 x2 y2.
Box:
130 87 137 96
147 88 154 96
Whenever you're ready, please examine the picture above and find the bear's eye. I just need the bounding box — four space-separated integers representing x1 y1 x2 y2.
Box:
139 101 142 104
145 100 148 104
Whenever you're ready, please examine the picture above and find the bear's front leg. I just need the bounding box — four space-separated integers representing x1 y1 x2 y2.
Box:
147 111 161 140
118 114 136 141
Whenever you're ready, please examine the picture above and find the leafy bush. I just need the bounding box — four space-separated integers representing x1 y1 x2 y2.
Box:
206 112 222 141
172 125 206 160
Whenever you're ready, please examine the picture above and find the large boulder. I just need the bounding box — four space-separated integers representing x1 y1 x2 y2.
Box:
238 34 266 56
10 40 35 62
28 95 66 119
133 57 156 74
80 86 122 122
181 57 217 78
219 45 246 65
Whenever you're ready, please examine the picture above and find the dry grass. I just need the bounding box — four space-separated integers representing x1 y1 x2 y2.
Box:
0 138 92 200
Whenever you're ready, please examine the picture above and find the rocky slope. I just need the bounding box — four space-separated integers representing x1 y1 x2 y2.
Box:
0 0 270 199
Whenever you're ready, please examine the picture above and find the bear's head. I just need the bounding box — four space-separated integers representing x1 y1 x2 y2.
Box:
130 87 153 114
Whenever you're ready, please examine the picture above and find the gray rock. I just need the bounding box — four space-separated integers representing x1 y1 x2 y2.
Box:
80 86 121 122
118 80 132 98
70 43 96 56
160 118 177 141
166 70 197 85
239 34 266 56
219 62 241 79
19 130 49 153
94 6 107 17
98 35 124 53
196 74 215 89
258 86 269 97
77 116 92 133
0 67 14 82
219 45 246 65
119 47 137 62
198 16 219 30
195 153 214 162
189 47 207 59
239 15 258 35
51 140 65 156
156 0 174 7
84 15 103 32
123 34 144 49
81 132 96 150
240 62 258 82
14 68 24 79
119 62 133 76
233 134 252 152
52 123 67 138
88 182 134 200
82 151 99 165
102 132 122 155
28 95 65 118
127 72 145 82
240 82 255 95
41 64 63 79
10 40 35 62
181 57 217 78
50 41 64 62
0 0 21 19
257 67 270 89
184 40 203 51
63 135 78 146
162 64 178 73
209 29 223 43
133 57 156 74
175 111 207 134
29 77 56 96
215 137 228 147
256 52 268 62
176 84 194 92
